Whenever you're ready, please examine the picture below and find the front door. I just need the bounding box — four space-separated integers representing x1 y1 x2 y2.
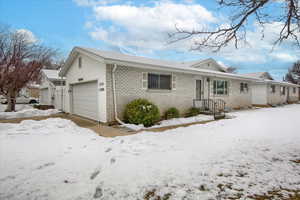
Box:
196 80 202 100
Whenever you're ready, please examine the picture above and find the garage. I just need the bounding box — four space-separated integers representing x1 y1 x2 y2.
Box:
40 88 49 105
71 81 98 120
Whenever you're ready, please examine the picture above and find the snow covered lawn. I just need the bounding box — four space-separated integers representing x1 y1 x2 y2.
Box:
0 104 32 112
122 114 214 131
1 105 300 199
0 104 60 119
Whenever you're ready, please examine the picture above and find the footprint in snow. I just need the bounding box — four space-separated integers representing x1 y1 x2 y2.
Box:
110 158 116 164
93 186 103 198
36 162 55 170
90 170 101 180
0 175 15 182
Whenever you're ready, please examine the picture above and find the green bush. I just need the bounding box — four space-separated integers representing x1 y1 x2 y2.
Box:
124 99 160 127
185 107 201 117
164 107 180 119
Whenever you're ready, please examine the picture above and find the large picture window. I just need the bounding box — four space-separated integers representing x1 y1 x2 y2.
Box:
148 73 171 90
213 80 228 95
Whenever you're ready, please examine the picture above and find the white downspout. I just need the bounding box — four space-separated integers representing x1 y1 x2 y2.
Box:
112 64 125 125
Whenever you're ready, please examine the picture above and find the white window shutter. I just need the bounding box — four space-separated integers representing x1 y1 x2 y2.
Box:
142 72 148 90
172 74 176 90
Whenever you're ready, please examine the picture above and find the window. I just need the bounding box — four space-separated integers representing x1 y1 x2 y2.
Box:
280 86 286 95
148 73 171 90
240 82 249 93
293 87 296 94
213 80 228 95
78 57 82 68
270 85 276 93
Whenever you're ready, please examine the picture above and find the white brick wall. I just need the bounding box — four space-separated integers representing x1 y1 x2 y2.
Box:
106 64 253 122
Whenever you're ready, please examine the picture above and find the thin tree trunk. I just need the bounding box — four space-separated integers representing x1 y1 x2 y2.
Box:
5 91 16 112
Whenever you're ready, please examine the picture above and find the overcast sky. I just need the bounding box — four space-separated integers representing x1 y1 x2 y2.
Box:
1 0 300 80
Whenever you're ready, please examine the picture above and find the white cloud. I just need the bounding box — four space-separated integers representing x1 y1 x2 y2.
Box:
271 53 298 62
73 0 120 6
85 2 216 51
76 0 299 66
212 22 300 64
16 29 37 43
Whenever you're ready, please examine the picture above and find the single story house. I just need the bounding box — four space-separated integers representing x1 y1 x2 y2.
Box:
39 69 66 109
59 47 267 123
243 72 300 106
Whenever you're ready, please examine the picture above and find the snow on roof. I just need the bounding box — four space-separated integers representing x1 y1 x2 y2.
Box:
243 72 273 80
60 47 300 87
42 69 61 80
69 47 259 81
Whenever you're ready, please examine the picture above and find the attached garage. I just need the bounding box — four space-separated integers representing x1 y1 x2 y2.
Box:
40 88 49 105
71 81 99 120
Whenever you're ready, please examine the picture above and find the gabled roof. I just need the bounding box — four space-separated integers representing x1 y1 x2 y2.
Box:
243 72 274 80
185 58 228 72
60 47 260 81
42 69 64 81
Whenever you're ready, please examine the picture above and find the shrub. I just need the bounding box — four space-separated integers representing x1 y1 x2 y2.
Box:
185 107 201 117
124 99 160 127
164 107 180 119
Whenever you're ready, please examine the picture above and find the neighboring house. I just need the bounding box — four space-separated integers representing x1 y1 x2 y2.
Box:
39 69 66 109
243 72 299 105
59 47 263 123
19 84 40 99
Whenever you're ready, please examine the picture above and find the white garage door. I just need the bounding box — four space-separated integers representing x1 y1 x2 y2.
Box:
72 81 98 120
40 88 49 105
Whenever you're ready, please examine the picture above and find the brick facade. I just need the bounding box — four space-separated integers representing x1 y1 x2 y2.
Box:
106 64 253 122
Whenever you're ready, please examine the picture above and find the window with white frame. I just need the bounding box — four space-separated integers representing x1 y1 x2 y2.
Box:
78 57 82 68
148 73 171 90
213 80 228 95
270 85 276 93
293 87 296 94
240 82 249 93
280 86 286 95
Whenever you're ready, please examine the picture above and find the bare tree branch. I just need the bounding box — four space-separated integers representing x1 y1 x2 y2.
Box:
168 0 300 52
0 26 57 111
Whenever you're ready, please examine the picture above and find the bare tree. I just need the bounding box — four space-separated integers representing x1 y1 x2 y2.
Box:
0 26 56 112
169 0 300 51
285 60 300 84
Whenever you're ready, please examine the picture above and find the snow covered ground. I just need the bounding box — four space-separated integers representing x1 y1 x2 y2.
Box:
122 114 214 131
0 104 32 112
0 104 60 119
0 105 300 199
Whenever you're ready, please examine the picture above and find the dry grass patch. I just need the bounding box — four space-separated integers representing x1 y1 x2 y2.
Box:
248 189 300 200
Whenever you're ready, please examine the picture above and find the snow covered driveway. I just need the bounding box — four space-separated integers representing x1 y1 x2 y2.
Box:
0 105 300 199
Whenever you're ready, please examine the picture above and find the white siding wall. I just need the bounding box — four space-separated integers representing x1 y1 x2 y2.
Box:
54 86 66 110
288 86 299 102
64 53 107 122
267 84 288 105
39 76 55 105
251 84 268 105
